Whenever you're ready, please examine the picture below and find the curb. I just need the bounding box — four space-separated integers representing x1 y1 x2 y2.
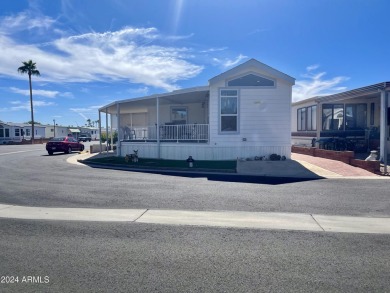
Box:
1 204 389 234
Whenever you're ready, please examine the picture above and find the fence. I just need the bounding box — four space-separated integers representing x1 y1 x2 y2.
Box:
123 124 209 142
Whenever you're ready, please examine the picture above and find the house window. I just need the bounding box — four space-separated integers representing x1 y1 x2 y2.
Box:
5 129 9 137
15 129 20 137
308 105 317 130
220 89 238 132
26 129 31 136
345 104 367 130
0 127 3 138
322 104 344 131
227 74 275 87
171 107 187 124
297 105 317 131
297 108 306 131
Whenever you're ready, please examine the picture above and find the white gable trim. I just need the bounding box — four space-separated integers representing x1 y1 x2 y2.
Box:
209 58 295 85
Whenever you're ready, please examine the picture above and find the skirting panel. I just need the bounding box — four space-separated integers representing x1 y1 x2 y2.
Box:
121 142 291 160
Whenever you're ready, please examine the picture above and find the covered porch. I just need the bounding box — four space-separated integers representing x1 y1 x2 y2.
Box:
98 86 210 158
292 82 389 170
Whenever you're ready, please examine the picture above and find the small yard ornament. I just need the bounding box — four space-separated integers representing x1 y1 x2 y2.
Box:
186 156 195 168
125 150 139 163
365 150 378 161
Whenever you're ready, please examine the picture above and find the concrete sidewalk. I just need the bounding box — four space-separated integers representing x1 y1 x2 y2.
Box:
0 204 389 234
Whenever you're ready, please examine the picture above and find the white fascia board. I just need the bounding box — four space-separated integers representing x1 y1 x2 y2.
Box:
98 86 209 111
313 81 390 104
292 96 321 106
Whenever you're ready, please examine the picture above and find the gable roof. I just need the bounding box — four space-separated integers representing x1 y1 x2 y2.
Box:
208 58 295 85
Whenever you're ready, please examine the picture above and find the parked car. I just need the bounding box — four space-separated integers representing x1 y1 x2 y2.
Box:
78 133 92 142
46 137 85 155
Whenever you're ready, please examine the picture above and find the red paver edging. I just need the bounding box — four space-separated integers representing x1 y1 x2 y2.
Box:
292 146 380 174
291 153 380 177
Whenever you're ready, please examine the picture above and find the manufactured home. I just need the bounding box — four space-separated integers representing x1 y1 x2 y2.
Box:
291 82 390 161
0 122 45 144
99 59 295 160
44 124 71 139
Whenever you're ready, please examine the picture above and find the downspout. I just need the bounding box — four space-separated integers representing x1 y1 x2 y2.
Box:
99 111 102 153
157 97 160 159
117 103 121 157
110 114 114 152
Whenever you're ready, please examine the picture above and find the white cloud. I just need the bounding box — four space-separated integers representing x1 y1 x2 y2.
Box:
306 64 320 72
126 86 150 96
9 87 59 98
0 11 55 34
213 54 248 68
60 92 74 98
0 11 204 92
0 100 55 112
200 47 228 53
293 66 348 102
247 28 267 35
70 105 103 121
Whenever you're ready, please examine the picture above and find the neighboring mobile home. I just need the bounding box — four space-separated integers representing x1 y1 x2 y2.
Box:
0 122 45 144
44 124 72 138
45 125 99 140
291 82 390 161
99 59 295 160
79 127 100 140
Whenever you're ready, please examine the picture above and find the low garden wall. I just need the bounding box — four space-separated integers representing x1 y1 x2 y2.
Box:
6 138 51 145
291 146 380 173
90 144 112 153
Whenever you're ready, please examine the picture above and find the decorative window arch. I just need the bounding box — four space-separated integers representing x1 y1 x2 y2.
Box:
227 73 275 87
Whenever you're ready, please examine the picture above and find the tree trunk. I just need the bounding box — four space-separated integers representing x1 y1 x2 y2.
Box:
29 73 34 144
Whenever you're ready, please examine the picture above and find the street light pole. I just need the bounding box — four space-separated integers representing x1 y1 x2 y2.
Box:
53 119 56 138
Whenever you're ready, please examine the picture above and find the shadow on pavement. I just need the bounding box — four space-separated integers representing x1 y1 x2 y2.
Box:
81 161 324 185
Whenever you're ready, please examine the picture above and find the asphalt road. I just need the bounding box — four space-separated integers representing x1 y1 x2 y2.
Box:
1 219 389 293
0 144 389 216
1 144 389 292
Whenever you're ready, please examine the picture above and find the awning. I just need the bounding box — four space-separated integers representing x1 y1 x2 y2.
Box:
69 128 80 133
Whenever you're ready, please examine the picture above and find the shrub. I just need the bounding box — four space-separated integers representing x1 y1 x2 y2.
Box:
100 131 118 144
269 153 281 161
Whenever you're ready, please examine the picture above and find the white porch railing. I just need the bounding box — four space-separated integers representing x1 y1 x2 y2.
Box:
122 124 209 142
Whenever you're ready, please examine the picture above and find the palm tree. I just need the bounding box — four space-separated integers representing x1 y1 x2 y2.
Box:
17 60 40 144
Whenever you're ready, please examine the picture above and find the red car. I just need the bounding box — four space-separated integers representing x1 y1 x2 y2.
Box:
46 137 85 155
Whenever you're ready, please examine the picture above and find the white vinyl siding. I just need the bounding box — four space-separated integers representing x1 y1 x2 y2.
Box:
209 73 292 159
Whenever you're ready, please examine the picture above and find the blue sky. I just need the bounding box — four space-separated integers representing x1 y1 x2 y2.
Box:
0 0 389 127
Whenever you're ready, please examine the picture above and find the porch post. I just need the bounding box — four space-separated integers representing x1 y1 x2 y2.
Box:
379 90 388 171
157 97 160 159
117 103 121 157
316 102 321 145
99 111 102 153
110 114 114 152
106 108 109 155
